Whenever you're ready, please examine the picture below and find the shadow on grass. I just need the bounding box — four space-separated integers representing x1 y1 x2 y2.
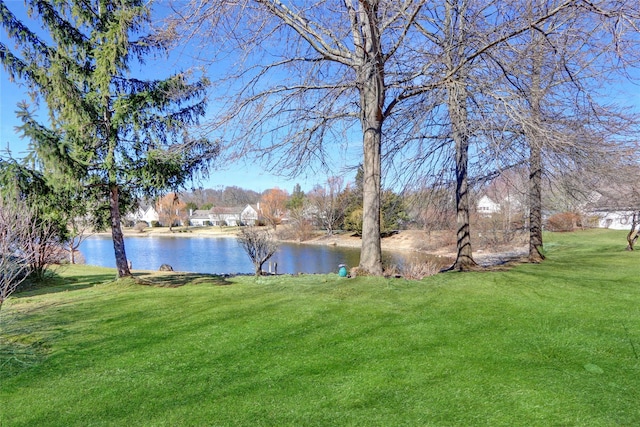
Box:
14 271 116 298
132 272 233 288
0 340 43 379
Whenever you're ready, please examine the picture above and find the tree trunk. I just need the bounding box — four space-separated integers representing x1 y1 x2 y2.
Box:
450 138 477 270
356 1 384 276
529 142 545 262
626 212 640 250
526 18 545 263
442 0 477 272
447 83 477 271
360 124 383 275
110 185 132 278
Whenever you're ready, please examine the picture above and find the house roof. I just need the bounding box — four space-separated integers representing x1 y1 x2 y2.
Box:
190 209 211 219
211 206 245 215
588 186 640 211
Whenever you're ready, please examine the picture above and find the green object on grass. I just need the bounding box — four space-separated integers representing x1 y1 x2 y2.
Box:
338 264 348 277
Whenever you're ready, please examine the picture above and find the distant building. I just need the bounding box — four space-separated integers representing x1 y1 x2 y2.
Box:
587 189 639 230
125 205 159 226
189 204 262 226
476 195 501 215
189 209 213 226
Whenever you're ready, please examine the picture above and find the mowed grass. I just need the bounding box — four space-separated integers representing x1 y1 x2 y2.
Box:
1 229 639 426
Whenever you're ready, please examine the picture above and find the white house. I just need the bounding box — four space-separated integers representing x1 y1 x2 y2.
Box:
596 210 637 230
587 189 639 231
476 195 501 214
239 204 261 225
126 205 160 226
189 204 262 227
189 209 213 226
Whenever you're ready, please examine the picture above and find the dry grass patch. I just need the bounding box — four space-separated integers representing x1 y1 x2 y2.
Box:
132 271 232 287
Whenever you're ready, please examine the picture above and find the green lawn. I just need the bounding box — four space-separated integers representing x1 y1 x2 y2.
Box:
1 229 639 426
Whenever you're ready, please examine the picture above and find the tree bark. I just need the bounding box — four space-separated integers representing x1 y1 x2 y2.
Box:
356 1 384 276
527 34 545 263
360 121 383 275
626 212 640 251
528 142 545 262
447 83 477 271
110 185 132 278
443 0 477 272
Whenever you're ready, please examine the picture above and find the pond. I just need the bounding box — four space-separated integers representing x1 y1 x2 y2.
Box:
79 235 426 275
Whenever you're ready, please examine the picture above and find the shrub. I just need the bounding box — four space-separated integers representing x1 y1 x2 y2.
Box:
278 220 315 242
546 212 580 232
398 260 444 280
343 208 363 234
237 226 279 276
134 221 148 232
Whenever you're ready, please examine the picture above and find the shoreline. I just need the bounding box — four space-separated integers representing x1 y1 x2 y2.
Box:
93 226 526 266
96 226 427 252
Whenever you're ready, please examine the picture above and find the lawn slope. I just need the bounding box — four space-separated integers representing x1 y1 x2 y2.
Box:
1 229 639 426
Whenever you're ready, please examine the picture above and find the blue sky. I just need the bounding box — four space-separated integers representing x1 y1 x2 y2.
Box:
2 2 640 195
0 2 349 194
0 71 332 194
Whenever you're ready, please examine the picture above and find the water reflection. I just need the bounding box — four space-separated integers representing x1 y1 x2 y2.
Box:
80 235 447 275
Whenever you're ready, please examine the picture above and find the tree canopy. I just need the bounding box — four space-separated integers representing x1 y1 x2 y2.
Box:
0 0 219 277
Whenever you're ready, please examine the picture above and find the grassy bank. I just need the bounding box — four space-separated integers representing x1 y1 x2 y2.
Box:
1 229 639 426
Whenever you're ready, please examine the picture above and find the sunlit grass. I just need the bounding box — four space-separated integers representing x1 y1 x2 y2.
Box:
1 229 639 426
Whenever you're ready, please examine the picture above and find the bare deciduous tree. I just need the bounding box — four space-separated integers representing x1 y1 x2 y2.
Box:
156 193 188 231
166 0 432 275
260 188 288 230
22 212 65 280
237 226 279 276
307 176 345 235
406 0 640 268
0 198 31 311
66 215 93 265
407 0 583 270
489 0 640 261
626 212 640 250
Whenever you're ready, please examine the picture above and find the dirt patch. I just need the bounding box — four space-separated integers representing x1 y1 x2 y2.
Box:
297 228 527 267
301 229 446 253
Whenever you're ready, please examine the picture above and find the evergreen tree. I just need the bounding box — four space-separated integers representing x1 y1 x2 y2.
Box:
341 165 364 233
0 0 218 277
287 183 304 211
381 190 408 233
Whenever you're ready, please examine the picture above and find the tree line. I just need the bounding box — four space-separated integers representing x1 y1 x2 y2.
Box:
163 0 640 273
1 0 639 283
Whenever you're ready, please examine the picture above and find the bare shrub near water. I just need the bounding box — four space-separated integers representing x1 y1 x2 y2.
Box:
134 221 148 233
415 230 456 253
383 260 442 280
237 226 279 276
473 208 526 249
294 220 315 242
400 260 442 280
276 221 314 242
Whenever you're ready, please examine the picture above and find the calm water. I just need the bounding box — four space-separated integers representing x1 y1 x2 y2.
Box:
79 235 416 275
